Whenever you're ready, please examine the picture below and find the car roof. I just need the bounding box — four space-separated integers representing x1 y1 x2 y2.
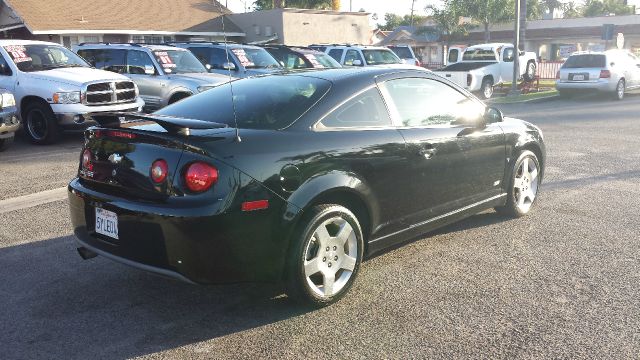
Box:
0 39 62 47
263 45 323 54
75 43 184 51
173 42 263 50
325 44 391 50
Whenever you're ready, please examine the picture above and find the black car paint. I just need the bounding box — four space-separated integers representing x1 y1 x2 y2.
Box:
69 68 545 285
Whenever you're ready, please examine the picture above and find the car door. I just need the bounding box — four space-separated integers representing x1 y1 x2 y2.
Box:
125 50 164 110
500 47 515 82
378 74 506 227
310 86 409 241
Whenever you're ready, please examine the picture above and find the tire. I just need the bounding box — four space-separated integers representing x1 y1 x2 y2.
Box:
524 61 536 82
23 101 60 145
614 79 625 101
495 150 541 218
285 204 364 307
0 136 13 151
480 78 494 99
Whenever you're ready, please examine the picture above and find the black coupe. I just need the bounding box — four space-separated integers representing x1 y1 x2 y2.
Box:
69 67 545 306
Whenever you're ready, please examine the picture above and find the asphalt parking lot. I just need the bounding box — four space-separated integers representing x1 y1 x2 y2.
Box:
1 94 639 359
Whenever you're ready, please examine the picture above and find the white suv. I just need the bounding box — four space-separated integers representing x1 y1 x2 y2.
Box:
320 44 423 69
0 40 144 144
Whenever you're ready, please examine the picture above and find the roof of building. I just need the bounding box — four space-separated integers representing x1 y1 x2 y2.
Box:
380 26 440 46
3 0 244 35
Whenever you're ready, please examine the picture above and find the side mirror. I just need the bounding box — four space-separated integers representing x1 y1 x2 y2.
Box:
485 107 503 123
610 62 615 67
144 65 155 75
222 62 236 71
205 64 212 70
352 59 363 66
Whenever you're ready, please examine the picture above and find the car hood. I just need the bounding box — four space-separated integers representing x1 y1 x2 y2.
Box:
166 72 232 84
24 67 129 87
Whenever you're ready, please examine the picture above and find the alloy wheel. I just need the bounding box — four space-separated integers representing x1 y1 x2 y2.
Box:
303 216 358 298
616 80 625 100
513 157 539 213
27 109 48 141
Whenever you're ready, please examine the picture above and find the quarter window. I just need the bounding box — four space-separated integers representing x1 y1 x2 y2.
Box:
381 78 484 127
318 87 391 129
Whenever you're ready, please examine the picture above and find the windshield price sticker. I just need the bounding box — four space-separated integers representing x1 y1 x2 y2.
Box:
4 45 32 63
231 49 255 67
304 54 325 68
154 52 176 68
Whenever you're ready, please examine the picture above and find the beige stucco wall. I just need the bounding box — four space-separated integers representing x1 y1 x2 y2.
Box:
281 12 371 46
228 10 284 44
229 9 371 46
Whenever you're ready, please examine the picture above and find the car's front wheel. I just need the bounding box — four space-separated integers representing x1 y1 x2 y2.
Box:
496 150 541 217
285 204 364 306
24 102 60 144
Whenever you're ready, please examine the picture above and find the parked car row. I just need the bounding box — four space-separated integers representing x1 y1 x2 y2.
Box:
0 39 432 149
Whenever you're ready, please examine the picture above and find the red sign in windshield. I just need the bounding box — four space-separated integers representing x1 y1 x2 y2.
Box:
4 45 32 63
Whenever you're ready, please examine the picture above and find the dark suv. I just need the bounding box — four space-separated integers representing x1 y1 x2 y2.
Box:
170 42 283 78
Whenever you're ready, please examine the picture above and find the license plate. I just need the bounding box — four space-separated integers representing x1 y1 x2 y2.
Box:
572 74 584 81
95 207 119 240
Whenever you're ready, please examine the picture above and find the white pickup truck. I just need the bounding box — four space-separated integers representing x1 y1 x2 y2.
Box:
437 43 537 99
0 40 144 144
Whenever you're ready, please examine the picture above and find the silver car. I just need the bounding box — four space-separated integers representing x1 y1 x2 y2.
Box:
74 43 230 111
556 50 640 100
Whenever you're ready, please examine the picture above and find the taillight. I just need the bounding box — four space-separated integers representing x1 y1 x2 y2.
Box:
82 149 93 171
150 159 168 184
184 162 218 193
94 130 136 139
467 74 472 86
599 70 611 78
556 71 560 80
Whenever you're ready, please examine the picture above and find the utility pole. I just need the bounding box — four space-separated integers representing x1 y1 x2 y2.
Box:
350 0 352 12
509 0 521 96
410 0 416 26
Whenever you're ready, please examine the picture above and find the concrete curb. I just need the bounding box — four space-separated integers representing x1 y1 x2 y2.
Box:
487 94 560 105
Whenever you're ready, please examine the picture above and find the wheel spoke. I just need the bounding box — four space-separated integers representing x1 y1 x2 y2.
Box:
517 191 526 206
335 221 353 246
323 272 335 296
526 189 536 202
304 258 320 277
530 167 538 182
314 224 331 246
341 255 356 271
521 158 529 177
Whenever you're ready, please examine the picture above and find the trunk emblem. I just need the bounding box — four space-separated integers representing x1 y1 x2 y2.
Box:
108 153 123 164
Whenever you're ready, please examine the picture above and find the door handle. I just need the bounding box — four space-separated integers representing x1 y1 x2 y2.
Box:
418 146 437 159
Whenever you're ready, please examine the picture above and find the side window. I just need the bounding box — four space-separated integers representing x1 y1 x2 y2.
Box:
80 49 126 73
448 49 459 63
188 47 211 66
503 48 514 62
203 47 233 69
126 50 155 75
318 87 391 129
0 53 11 76
328 49 343 62
344 49 363 66
381 77 484 127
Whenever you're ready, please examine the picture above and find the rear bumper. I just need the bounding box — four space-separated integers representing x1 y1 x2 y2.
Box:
68 177 290 284
556 79 616 92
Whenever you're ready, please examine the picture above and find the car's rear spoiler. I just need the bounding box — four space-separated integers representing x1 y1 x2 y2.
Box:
87 112 227 136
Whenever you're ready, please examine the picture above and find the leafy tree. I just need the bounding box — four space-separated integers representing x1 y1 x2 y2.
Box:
581 0 632 17
562 1 581 18
425 1 472 46
253 0 332 10
377 13 430 31
454 0 515 42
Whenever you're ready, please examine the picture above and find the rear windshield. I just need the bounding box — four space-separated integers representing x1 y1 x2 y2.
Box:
562 54 606 68
462 49 497 61
388 46 413 59
362 50 401 65
155 75 331 130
